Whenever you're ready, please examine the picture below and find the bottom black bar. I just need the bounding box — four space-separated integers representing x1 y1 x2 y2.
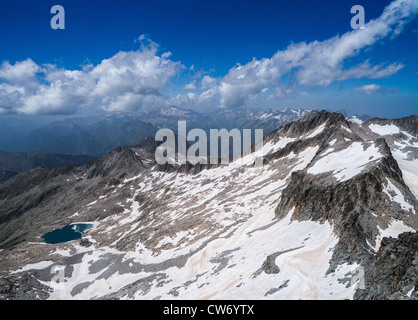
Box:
0 299 414 319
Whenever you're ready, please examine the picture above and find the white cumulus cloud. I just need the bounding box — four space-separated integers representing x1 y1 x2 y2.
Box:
186 0 418 109
0 40 183 115
355 84 382 95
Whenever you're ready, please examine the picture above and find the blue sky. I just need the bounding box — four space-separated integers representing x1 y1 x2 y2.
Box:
0 0 417 119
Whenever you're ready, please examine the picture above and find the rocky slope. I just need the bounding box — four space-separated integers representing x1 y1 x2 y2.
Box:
0 110 416 300
0 151 95 182
351 115 418 198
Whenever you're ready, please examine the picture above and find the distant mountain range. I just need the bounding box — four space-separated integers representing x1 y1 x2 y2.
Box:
12 114 159 157
0 106 321 157
0 152 95 182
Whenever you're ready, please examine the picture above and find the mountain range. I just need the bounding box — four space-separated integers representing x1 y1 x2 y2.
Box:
1 107 314 157
0 107 315 182
0 110 416 300
0 152 95 182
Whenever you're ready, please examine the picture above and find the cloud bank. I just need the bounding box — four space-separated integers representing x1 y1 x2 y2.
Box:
0 38 182 115
0 0 417 115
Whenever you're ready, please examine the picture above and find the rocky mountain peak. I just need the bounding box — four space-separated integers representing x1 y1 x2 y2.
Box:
266 110 350 141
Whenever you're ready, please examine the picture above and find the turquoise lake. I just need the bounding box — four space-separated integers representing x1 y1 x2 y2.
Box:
42 223 93 244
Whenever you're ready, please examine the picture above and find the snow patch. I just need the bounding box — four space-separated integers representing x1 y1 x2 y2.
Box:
383 178 414 212
392 152 418 199
375 220 415 251
308 142 382 182
369 124 400 136
329 139 337 146
11 260 55 274
348 116 363 125
304 123 326 139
